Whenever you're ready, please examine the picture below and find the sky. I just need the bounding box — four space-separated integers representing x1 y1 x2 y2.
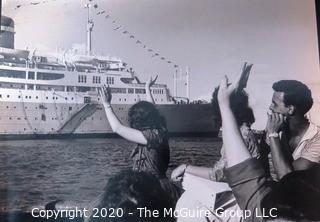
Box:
2 0 320 128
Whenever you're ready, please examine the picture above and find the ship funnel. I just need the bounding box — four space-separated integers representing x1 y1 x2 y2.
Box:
0 16 15 49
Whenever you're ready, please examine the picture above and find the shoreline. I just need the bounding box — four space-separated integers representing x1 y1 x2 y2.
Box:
0 132 218 141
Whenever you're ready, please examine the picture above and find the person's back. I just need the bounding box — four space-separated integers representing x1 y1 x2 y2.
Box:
261 164 320 221
88 170 175 222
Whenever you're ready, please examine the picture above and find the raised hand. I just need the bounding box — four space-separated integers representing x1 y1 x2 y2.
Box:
146 75 158 88
217 76 235 107
100 84 112 105
235 62 253 92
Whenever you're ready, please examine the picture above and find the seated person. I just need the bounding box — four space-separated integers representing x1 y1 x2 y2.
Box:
266 80 320 181
171 63 268 182
87 170 174 222
218 75 320 221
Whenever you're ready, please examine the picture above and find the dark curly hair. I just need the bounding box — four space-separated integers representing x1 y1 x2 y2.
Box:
128 101 166 130
211 87 255 128
272 80 313 115
89 170 174 222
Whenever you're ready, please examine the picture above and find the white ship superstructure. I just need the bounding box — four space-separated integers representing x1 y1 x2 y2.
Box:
0 15 218 139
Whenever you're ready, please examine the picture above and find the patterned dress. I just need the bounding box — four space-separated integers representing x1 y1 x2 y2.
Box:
130 127 180 204
131 127 170 178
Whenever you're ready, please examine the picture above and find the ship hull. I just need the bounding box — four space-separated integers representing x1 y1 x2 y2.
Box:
0 101 218 140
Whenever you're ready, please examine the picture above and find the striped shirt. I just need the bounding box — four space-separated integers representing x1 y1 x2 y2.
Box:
292 123 320 163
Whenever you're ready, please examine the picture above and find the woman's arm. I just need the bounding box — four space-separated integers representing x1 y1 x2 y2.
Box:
171 164 215 181
145 75 158 104
218 74 252 167
101 85 147 145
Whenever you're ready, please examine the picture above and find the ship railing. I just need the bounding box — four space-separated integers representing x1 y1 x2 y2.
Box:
127 83 167 87
171 97 190 104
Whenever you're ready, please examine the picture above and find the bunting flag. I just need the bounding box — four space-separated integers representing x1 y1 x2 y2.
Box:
97 10 105 15
14 0 181 69
14 0 64 10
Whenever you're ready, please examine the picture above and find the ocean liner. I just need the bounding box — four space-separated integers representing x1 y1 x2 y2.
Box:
0 14 219 139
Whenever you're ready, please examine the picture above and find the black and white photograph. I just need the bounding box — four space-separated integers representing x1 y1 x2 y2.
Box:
1 0 320 221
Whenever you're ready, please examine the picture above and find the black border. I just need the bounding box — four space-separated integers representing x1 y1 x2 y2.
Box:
316 0 320 62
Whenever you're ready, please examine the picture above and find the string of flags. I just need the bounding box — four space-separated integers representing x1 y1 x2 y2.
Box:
12 0 180 68
13 0 58 10
96 2 180 69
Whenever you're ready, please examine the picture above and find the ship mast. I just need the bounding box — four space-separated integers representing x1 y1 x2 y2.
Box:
173 69 178 97
186 66 190 100
85 1 94 55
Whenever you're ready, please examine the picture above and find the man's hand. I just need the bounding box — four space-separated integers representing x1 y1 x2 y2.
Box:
266 112 286 134
100 84 112 105
171 164 188 182
217 63 253 108
235 62 253 92
146 75 158 88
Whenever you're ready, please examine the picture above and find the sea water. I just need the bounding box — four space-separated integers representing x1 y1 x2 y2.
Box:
0 137 222 212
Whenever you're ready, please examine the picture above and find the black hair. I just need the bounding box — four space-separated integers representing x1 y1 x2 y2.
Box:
261 165 320 221
89 170 174 222
128 101 166 130
211 88 255 128
272 80 313 115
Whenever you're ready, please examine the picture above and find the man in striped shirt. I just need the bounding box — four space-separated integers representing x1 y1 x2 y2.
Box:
266 80 320 180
